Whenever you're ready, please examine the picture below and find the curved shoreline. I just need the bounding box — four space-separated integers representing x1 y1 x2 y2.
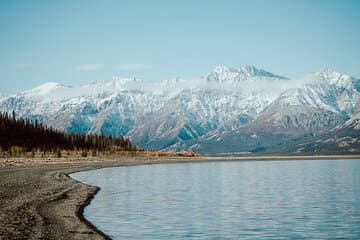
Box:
1 155 360 239
71 178 112 240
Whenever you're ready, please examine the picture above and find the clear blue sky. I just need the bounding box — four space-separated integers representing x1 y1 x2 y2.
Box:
1 0 360 93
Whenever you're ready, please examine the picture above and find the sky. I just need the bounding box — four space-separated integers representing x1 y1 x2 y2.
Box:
0 0 360 93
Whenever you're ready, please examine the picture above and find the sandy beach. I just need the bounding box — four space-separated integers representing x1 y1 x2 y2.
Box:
1 155 360 240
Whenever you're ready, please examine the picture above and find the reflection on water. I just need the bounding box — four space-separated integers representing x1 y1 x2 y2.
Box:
72 159 360 239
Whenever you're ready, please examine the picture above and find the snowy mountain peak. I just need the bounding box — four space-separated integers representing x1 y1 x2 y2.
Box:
205 65 287 83
309 68 360 90
79 77 142 93
314 68 343 79
240 65 261 75
23 82 68 96
240 65 287 79
31 82 63 90
104 77 139 87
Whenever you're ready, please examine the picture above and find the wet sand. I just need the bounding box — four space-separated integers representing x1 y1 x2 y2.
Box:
1 155 359 239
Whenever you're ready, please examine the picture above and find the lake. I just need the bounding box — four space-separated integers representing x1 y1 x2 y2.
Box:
71 159 360 239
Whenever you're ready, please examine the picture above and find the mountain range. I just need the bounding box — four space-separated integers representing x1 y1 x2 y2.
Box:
1 65 359 155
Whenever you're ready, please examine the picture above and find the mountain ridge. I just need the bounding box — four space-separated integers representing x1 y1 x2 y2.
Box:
1 65 359 154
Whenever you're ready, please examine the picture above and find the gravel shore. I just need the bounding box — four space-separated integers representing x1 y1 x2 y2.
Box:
1 155 359 239
0 162 112 240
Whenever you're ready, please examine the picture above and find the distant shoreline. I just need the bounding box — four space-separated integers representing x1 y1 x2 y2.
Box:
1 155 360 239
2 154 360 168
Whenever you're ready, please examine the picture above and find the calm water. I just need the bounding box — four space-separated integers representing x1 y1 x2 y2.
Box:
71 160 360 239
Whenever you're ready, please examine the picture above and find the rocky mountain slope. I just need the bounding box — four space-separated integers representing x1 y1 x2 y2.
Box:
1 66 359 154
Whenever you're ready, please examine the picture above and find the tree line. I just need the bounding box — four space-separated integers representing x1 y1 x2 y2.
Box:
0 111 137 155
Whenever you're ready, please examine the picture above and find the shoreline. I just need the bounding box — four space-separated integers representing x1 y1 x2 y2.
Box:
74 182 111 240
1 155 360 239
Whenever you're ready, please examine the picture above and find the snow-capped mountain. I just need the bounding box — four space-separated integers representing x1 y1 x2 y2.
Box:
189 68 360 154
204 65 287 83
0 65 359 154
243 70 359 133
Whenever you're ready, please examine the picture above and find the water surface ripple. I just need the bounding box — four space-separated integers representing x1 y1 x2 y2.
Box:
72 159 360 239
